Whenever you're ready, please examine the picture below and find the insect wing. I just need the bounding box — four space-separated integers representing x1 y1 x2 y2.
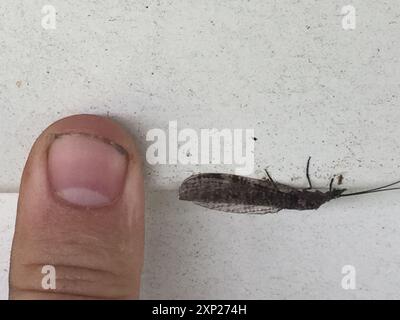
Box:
194 201 280 214
179 173 293 200
179 173 291 213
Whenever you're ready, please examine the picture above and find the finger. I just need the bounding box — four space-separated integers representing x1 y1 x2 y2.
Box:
9 114 144 299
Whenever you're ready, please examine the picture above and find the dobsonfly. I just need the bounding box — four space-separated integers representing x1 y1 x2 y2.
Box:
178 157 400 214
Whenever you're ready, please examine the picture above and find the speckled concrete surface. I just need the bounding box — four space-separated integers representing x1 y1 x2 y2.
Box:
1 1 400 299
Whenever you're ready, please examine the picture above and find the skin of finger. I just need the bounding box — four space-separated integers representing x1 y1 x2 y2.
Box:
9 115 145 299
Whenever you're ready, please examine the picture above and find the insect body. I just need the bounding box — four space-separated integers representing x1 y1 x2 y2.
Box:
179 173 345 214
179 158 400 214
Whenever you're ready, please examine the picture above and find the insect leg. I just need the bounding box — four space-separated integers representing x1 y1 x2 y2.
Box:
306 156 313 189
329 177 334 192
264 168 279 191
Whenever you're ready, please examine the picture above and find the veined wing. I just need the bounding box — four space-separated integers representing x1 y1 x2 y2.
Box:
194 201 281 214
179 173 295 205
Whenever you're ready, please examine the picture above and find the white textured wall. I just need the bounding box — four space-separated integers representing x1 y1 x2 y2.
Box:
1 1 400 299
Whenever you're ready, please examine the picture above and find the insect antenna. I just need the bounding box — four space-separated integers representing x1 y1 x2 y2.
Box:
339 179 400 197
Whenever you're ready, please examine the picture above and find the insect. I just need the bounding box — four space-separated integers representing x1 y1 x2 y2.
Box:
179 157 400 214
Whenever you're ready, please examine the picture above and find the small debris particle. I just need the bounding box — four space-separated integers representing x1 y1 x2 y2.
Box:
16 80 22 88
337 174 344 185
